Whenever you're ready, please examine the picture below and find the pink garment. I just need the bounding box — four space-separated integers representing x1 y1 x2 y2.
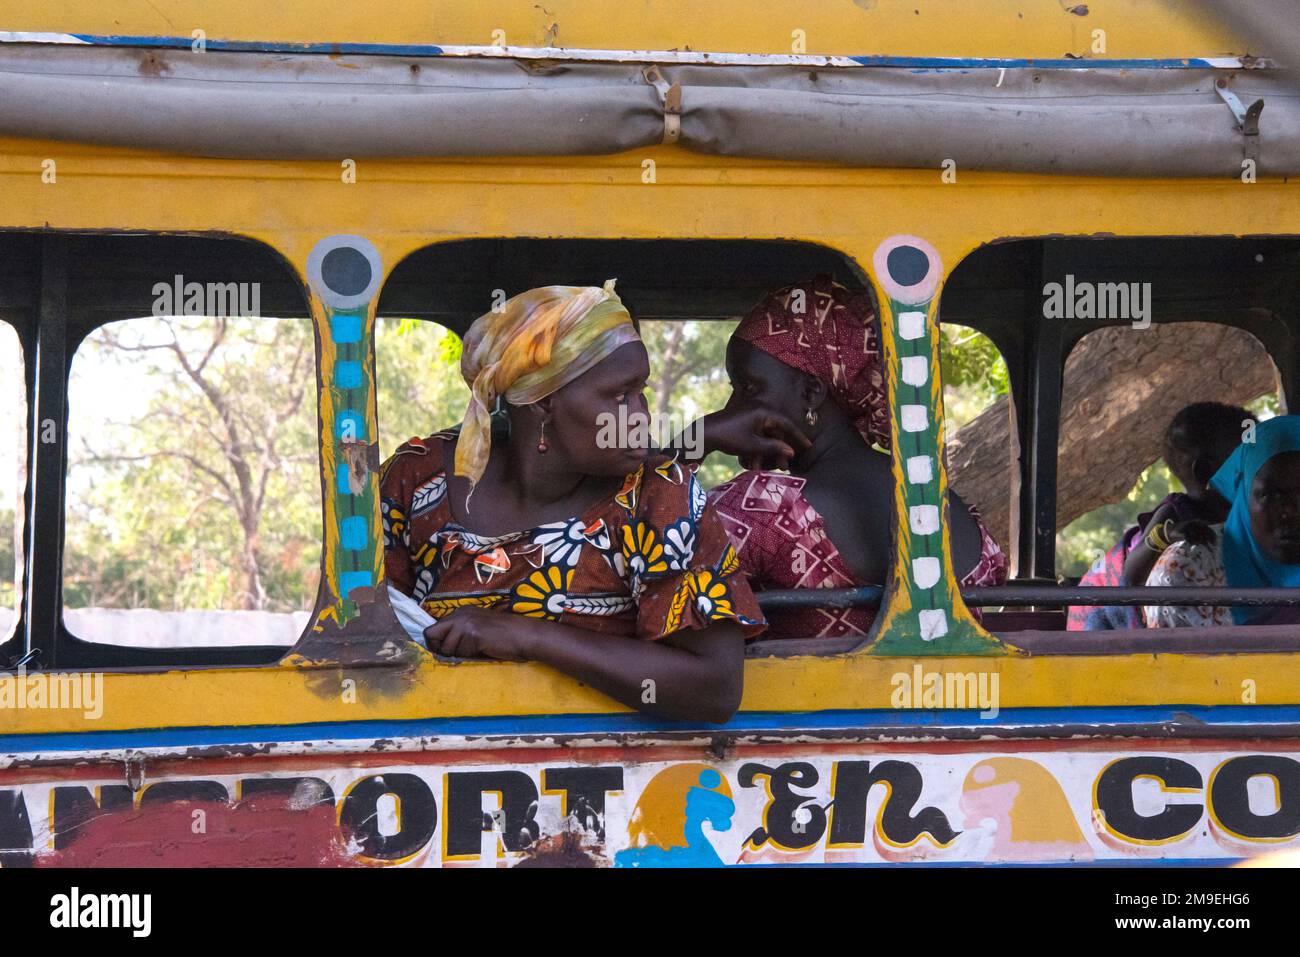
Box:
708 470 1008 639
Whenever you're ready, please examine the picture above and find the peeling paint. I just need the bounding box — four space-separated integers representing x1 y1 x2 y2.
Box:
35 795 366 867
7 737 1300 866
514 826 605 868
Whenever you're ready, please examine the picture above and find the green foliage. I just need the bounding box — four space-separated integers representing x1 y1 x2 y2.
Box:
64 317 321 612
638 320 740 488
0 507 13 610
375 319 470 458
1055 461 1180 579
940 325 1008 431
1247 392 1281 419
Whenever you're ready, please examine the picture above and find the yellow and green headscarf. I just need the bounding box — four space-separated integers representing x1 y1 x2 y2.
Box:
456 280 640 487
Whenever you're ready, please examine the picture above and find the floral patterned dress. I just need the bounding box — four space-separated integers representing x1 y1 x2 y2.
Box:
380 434 766 642
1142 529 1234 629
1066 492 1213 631
708 470 1009 639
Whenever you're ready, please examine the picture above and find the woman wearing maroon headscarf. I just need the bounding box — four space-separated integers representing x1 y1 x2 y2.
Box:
681 276 1008 640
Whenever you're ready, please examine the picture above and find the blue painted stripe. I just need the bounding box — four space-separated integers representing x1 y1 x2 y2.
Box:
46 34 1242 70
336 462 352 495
849 55 1219 69
5 704 1300 755
72 34 447 57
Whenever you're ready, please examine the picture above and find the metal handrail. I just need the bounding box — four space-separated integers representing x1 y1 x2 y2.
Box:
755 585 1300 609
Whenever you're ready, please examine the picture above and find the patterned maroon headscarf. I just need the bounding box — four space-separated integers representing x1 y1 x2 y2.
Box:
733 275 890 450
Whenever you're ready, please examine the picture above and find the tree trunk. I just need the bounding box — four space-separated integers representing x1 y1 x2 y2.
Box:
239 526 267 611
946 320 1282 559
653 322 685 420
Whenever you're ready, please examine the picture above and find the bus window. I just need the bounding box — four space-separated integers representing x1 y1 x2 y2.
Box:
942 323 1012 557
63 315 321 648
373 238 918 665
1057 321 1282 630
940 235 1300 640
943 235 1300 640
636 318 739 489
0 322 23 643
1058 322 1280 582
375 317 469 460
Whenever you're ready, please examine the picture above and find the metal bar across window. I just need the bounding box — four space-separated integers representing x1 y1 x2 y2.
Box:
755 586 1300 609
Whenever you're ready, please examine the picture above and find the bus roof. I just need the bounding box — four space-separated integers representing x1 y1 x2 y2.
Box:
0 1 1295 174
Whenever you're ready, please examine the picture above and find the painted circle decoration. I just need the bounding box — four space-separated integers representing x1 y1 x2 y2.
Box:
306 235 383 310
872 235 942 306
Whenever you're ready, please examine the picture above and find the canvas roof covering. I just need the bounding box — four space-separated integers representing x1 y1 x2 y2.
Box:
0 38 1297 176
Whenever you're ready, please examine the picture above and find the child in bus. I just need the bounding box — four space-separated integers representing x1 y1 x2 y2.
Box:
1066 402 1253 631
1144 414 1300 628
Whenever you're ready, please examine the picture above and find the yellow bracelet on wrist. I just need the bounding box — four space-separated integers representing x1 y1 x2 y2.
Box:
1145 519 1174 552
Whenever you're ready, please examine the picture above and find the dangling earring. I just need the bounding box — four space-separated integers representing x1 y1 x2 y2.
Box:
537 418 549 454
805 407 818 427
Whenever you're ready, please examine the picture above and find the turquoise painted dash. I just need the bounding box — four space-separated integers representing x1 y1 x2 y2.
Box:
335 360 363 389
330 313 363 344
340 516 369 550
334 409 365 441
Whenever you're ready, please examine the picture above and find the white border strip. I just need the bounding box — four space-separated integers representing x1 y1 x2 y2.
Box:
0 33 1269 69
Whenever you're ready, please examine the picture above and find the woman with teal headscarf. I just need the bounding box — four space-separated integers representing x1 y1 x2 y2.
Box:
1144 415 1300 628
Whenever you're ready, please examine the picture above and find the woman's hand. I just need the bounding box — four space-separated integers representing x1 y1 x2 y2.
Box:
1171 519 1217 549
423 607 539 661
692 407 812 470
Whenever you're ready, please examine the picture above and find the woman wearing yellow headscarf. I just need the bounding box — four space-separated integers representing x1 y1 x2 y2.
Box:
380 282 765 724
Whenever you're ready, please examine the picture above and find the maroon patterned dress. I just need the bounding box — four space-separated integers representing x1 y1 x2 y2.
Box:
708 471 1009 639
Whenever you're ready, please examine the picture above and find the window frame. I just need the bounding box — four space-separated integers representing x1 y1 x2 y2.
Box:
9 231 321 670
0 304 32 667
941 234 1300 642
370 236 952 660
